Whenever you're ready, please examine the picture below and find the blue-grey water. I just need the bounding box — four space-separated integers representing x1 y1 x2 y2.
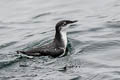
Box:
0 0 120 80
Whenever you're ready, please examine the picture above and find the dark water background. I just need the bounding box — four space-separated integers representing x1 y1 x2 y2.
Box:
0 0 120 80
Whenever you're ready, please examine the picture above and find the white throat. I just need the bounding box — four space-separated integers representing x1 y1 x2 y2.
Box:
60 25 69 49
60 31 67 49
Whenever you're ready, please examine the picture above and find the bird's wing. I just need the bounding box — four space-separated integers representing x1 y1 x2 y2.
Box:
39 48 64 57
17 44 64 57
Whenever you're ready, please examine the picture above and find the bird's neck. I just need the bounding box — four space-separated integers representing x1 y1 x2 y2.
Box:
54 30 67 48
55 30 66 40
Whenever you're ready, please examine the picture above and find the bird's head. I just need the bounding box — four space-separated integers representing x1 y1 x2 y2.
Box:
55 20 78 32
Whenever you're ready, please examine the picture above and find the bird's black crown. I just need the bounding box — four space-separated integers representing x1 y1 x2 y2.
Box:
55 20 77 32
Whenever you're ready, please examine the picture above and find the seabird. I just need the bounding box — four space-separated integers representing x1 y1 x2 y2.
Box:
17 20 77 57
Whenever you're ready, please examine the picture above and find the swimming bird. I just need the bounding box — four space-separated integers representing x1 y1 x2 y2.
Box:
17 20 77 57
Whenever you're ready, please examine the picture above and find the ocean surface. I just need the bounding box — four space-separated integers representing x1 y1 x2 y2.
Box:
0 0 120 80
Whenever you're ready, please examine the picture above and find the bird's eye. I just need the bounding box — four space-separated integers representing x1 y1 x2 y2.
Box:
62 22 66 26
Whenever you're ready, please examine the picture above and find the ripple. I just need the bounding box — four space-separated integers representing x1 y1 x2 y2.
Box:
0 21 42 25
81 40 120 53
0 26 12 29
106 21 120 28
0 41 17 49
68 30 85 35
0 57 20 69
32 12 51 19
87 27 104 32
70 76 81 80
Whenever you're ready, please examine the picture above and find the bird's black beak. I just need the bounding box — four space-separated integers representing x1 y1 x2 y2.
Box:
71 20 78 23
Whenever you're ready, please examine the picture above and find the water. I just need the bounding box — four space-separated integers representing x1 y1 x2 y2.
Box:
0 0 120 80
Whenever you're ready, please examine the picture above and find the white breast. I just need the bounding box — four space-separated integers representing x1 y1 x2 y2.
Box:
60 31 67 49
